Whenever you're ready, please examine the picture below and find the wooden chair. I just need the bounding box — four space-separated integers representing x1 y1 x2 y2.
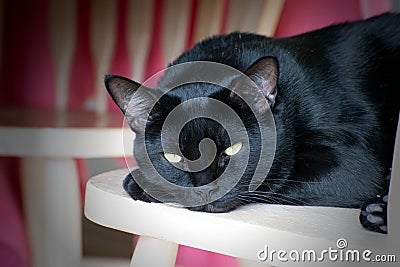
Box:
84 119 399 267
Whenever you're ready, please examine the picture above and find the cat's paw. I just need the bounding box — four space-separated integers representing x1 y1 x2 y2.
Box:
122 170 158 203
359 194 388 234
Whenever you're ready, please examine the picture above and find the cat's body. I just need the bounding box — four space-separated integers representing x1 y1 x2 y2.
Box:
106 14 399 233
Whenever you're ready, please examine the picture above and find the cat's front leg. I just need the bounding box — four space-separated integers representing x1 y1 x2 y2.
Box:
359 172 390 234
122 169 160 203
359 193 388 234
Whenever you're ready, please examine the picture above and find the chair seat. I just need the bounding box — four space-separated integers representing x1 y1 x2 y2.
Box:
84 168 391 264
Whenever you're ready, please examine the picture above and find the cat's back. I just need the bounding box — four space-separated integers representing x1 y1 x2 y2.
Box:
170 13 400 69
282 13 400 70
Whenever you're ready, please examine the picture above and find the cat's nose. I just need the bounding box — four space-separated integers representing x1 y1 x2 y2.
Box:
190 161 219 186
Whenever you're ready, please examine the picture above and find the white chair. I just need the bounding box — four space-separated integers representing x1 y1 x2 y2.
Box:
84 122 400 267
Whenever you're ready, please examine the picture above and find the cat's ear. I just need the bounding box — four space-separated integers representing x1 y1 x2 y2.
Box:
231 57 278 112
105 75 159 133
245 57 278 108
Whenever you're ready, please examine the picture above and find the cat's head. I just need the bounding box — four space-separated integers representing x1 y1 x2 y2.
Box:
105 57 281 212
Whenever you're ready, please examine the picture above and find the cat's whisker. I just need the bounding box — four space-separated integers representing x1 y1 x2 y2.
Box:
268 180 324 184
244 179 325 186
238 194 284 205
242 191 306 206
265 193 305 204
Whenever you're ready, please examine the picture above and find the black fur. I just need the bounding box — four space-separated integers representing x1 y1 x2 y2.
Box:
106 14 400 232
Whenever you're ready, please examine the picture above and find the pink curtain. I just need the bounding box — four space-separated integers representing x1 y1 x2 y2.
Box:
0 0 391 266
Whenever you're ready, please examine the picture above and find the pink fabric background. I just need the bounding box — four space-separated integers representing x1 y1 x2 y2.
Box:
0 0 391 266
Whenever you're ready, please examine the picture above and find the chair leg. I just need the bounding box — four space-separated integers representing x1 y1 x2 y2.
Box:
130 236 178 267
21 158 81 267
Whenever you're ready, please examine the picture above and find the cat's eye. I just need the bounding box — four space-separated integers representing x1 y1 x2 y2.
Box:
164 153 183 163
224 142 242 156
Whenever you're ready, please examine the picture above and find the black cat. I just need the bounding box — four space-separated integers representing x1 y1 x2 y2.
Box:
105 13 399 234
